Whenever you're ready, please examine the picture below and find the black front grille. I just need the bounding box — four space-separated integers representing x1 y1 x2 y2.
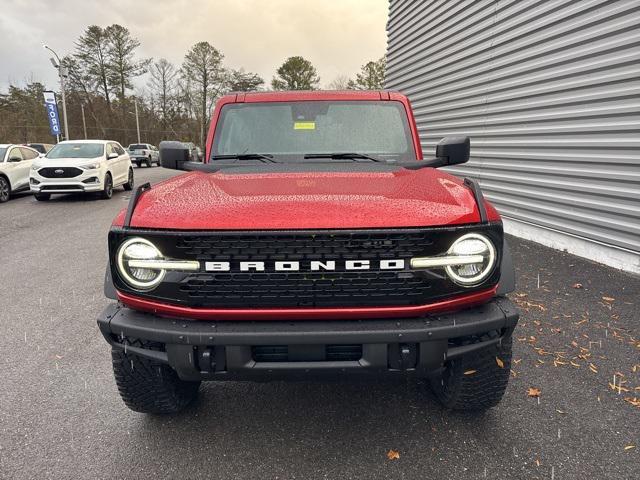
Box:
38 167 83 178
109 225 502 309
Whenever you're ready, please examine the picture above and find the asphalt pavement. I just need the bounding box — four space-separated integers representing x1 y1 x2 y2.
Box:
0 166 638 479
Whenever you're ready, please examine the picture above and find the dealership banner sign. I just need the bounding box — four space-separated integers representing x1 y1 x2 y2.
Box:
43 91 61 137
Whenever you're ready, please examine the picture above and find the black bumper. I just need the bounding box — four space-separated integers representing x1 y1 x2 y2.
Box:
97 298 518 381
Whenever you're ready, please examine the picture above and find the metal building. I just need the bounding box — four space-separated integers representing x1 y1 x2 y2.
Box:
385 0 640 274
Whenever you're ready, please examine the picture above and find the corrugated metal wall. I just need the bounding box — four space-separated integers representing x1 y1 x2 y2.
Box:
386 0 640 255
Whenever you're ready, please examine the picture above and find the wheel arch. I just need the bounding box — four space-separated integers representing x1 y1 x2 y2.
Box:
0 172 12 191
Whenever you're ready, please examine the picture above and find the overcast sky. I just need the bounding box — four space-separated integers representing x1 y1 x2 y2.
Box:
0 0 389 92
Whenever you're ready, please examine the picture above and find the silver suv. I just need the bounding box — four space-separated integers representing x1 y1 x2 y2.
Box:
127 143 159 168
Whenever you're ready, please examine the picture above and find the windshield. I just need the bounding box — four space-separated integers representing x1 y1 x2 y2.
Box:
128 144 147 150
0 147 6 161
47 143 104 159
211 101 415 162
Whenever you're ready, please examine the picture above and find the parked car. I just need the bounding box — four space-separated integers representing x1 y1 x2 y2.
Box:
127 143 159 168
0 144 41 203
98 90 518 414
27 143 54 155
30 140 134 201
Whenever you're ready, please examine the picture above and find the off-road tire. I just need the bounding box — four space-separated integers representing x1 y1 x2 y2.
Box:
101 173 113 199
0 176 10 203
429 333 512 411
123 168 134 191
34 193 51 201
111 348 200 414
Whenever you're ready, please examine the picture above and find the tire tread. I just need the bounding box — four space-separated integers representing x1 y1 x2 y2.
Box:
111 348 200 414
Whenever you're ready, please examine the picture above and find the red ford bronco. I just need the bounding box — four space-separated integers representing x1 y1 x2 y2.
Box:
98 90 518 414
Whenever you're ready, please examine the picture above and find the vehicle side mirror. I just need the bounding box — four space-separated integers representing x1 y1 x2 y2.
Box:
160 141 191 170
8 156 21 162
108 152 118 160
433 136 470 167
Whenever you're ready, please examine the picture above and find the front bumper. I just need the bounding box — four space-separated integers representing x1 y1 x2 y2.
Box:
97 297 518 381
30 169 104 193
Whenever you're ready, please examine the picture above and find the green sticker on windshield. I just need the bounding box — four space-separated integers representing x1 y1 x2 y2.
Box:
294 121 316 130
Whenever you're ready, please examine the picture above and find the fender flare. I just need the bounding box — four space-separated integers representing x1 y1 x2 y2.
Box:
497 238 516 295
104 263 117 300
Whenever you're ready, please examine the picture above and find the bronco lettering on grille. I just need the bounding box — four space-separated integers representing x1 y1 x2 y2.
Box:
204 259 406 272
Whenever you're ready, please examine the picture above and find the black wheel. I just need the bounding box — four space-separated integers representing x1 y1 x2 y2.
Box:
34 193 51 201
429 332 512 411
123 168 134 191
111 347 200 414
0 177 10 203
146 156 152 167
136 162 141 168
101 173 113 199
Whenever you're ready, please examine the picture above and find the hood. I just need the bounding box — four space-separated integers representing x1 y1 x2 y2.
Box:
33 156 102 169
116 168 495 230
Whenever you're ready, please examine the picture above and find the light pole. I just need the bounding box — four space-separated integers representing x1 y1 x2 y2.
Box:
80 103 87 139
134 98 140 143
43 44 70 141
129 97 141 143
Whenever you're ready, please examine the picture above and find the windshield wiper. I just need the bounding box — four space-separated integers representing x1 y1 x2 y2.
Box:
303 152 382 162
211 153 277 163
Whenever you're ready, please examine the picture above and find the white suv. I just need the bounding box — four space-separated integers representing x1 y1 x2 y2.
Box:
0 144 42 203
30 140 134 201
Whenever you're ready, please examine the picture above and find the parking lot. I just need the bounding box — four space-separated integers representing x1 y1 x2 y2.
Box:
0 166 638 480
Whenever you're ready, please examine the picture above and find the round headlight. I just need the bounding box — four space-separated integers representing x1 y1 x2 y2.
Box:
116 237 165 290
445 233 496 286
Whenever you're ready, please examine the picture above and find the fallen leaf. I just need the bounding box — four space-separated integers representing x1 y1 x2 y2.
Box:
602 296 615 302
623 397 640 408
496 357 505 368
624 445 636 451
528 387 541 398
589 363 598 374
556 409 566 414
387 449 400 460
609 383 630 393
572 283 583 289
464 370 477 375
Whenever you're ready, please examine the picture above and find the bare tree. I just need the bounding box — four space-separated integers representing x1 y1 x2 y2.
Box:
148 58 178 129
181 41 226 147
327 74 351 90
